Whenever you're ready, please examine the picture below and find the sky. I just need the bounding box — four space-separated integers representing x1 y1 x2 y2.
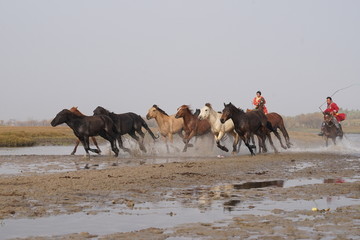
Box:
0 0 359 121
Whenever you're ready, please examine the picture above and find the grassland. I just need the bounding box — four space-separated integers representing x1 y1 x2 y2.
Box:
0 126 77 147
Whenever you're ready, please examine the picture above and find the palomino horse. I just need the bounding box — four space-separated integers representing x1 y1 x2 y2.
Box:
51 109 119 156
322 112 343 147
69 107 101 155
146 105 184 153
220 103 278 156
198 103 240 153
175 105 211 152
93 106 158 154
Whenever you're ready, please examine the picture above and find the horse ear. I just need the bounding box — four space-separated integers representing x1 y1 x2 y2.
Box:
224 103 226 107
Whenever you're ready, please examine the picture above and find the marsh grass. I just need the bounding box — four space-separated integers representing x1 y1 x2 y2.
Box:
0 126 76 147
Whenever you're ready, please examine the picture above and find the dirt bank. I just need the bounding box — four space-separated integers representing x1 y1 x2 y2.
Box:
0 147 359 239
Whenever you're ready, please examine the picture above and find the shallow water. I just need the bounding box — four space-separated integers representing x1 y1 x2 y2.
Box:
1 178 358 239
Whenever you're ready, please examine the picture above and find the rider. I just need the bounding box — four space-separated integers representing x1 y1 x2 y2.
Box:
318 97 344 136
253 91 268 114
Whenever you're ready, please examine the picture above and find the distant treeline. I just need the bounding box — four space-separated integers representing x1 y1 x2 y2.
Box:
1 109 360 131
284 109 360 132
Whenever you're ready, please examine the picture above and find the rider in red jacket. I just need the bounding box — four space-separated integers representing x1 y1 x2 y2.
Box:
319 97 345 136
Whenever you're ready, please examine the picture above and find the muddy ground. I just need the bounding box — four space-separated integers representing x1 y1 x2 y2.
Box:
0 134 359 239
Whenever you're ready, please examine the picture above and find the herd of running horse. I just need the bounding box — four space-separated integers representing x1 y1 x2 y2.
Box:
51 102 295 157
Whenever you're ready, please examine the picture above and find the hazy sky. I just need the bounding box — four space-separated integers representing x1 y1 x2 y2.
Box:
1 0 359 121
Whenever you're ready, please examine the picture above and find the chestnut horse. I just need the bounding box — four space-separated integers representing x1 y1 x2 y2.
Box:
175 105 211 152
69 107 101 155
247 105 291 150
220 102 277 156
146 105 184 153
51 109 119 157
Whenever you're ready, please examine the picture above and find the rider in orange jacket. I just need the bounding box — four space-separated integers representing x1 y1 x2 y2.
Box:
253 91 268 114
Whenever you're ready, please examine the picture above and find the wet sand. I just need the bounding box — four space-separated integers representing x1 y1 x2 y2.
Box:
0 134 359 239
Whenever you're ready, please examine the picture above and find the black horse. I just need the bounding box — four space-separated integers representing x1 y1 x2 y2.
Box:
220 102 277 156
321 112 343 146
93 106 158 154
51 109 119 156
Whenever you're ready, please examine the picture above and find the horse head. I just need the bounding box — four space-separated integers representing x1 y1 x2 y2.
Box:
323 112 333 125
51 109 71 127
198 103 212 120
220 102 233 124
175 105 191 119
146 104 168 120
93 106 110 116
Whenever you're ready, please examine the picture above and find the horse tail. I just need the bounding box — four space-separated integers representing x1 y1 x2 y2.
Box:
139 116 159 140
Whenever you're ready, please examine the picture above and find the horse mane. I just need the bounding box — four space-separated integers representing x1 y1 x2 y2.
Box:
69 106 85 116
227 102 244 113
181 105 193 114
153 104 169 116
205 103 212 109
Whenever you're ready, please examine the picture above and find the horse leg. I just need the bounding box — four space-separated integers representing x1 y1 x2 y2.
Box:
117 135 132 154
266 132 279 153
231 131 240 154
129 131 146 153
71 139 80 155
99 131 119 157
216 131 229 152
273 130 287 149
91 137 101 154
244 137 255 156
279 126 291 148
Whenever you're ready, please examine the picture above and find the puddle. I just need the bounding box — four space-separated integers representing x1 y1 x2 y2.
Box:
1 177 359 238
1 194 358 239
0 201 232 239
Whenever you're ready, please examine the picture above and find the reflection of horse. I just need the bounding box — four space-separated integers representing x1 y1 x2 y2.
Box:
175 105 211 152
198 103 239 153
220 103 277 155
69 107 101 155
93 106 158 154
322 112 343 146
51 109 119 156
247 104 291 149
146 104 184 153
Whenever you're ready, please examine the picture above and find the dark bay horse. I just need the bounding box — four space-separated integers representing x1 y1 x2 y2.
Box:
220 103 277 155
51 109 119 156
322 112 343 146
69 107 101 155
93 106 158 154
247 104 291 150
175 105 211 152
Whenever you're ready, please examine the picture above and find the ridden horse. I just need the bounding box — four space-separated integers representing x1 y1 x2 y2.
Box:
93 106 158 154
175 105 211 152
198 103 240 153
247 105 291 150
220 103 278 156
69 107 101 155
146 105 184 153
322 112 343 147
51 109 119 156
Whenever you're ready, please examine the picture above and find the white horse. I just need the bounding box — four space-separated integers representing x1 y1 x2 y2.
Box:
198 103 240 153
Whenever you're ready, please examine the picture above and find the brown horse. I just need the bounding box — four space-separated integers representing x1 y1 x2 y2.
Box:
247 104 291 150
322 112 343 146
221 102 277 155
175 105 211 152
69 107 101 155
146 105 184 153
